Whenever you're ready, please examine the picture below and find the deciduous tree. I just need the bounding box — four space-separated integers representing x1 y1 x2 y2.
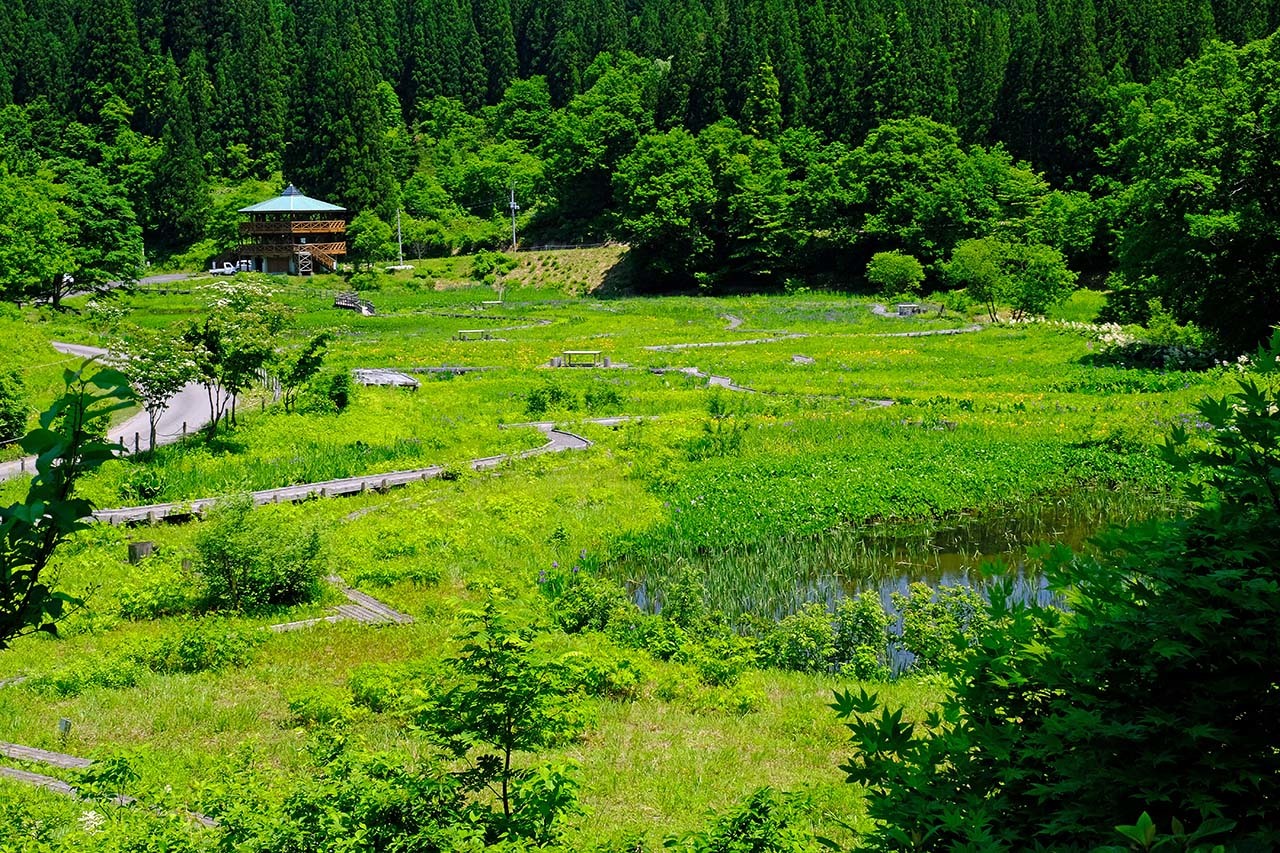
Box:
866 250 925 294
276 332 330 414
0 167 72 305
0 366 134 649
614 128 715 280
414 601 584 836
111 328 196 451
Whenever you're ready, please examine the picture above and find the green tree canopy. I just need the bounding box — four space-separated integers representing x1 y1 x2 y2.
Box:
614 127 716 280
0 167 72 304
944 237 1076 319
866 250 925 294
1107 33 1280 352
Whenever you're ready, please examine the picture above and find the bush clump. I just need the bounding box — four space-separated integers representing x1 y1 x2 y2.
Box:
893 582 990 671
758 603 836 673
605 609 687 661
285 684 361 727
29 620 261 698
134 619 261 674
195 496 323 612
754 594 892 678
547 572 630 634
470 250 518 280
555 646 649 701
866 250 926 295
116 556 201 620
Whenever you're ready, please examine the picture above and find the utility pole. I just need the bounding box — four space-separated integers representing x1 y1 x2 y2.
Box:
509 186 520 251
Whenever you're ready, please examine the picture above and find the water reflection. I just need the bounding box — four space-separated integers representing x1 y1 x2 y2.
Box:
616 488 1178 623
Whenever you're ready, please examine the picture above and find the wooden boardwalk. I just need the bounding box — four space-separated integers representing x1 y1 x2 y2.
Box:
644 333 808 352
0 741 216 826
267 575 414 632
92 423 591 525
649 366 755 393
1 741 93 769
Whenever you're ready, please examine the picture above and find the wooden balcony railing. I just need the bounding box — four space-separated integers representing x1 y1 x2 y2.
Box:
239 220 347 235
239 241 348 257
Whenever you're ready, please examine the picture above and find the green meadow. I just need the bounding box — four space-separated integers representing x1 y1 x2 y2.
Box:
0 263 1234 847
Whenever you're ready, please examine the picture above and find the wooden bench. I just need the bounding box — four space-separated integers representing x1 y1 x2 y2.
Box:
563 350 604 367
456 329 492 341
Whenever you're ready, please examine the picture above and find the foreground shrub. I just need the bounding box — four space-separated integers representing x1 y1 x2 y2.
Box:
754 594 892 678
0 771 214 852
194 496 323 612
892 582 990 672
834 339 1280 850
669 787 821 853
216 734 477 853
412 602 586 838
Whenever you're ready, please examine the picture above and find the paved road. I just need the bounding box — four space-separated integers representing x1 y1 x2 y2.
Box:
134 273 193 286
0 341 212 482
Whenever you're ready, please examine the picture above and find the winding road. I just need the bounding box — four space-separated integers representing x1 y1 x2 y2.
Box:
0 342 212 483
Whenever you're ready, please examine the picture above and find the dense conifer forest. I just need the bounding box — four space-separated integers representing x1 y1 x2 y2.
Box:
1 0 1279 345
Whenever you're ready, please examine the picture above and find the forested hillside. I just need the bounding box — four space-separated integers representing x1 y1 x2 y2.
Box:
1 0 1279 346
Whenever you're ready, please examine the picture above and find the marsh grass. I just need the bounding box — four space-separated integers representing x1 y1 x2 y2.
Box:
612 485 1180 622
